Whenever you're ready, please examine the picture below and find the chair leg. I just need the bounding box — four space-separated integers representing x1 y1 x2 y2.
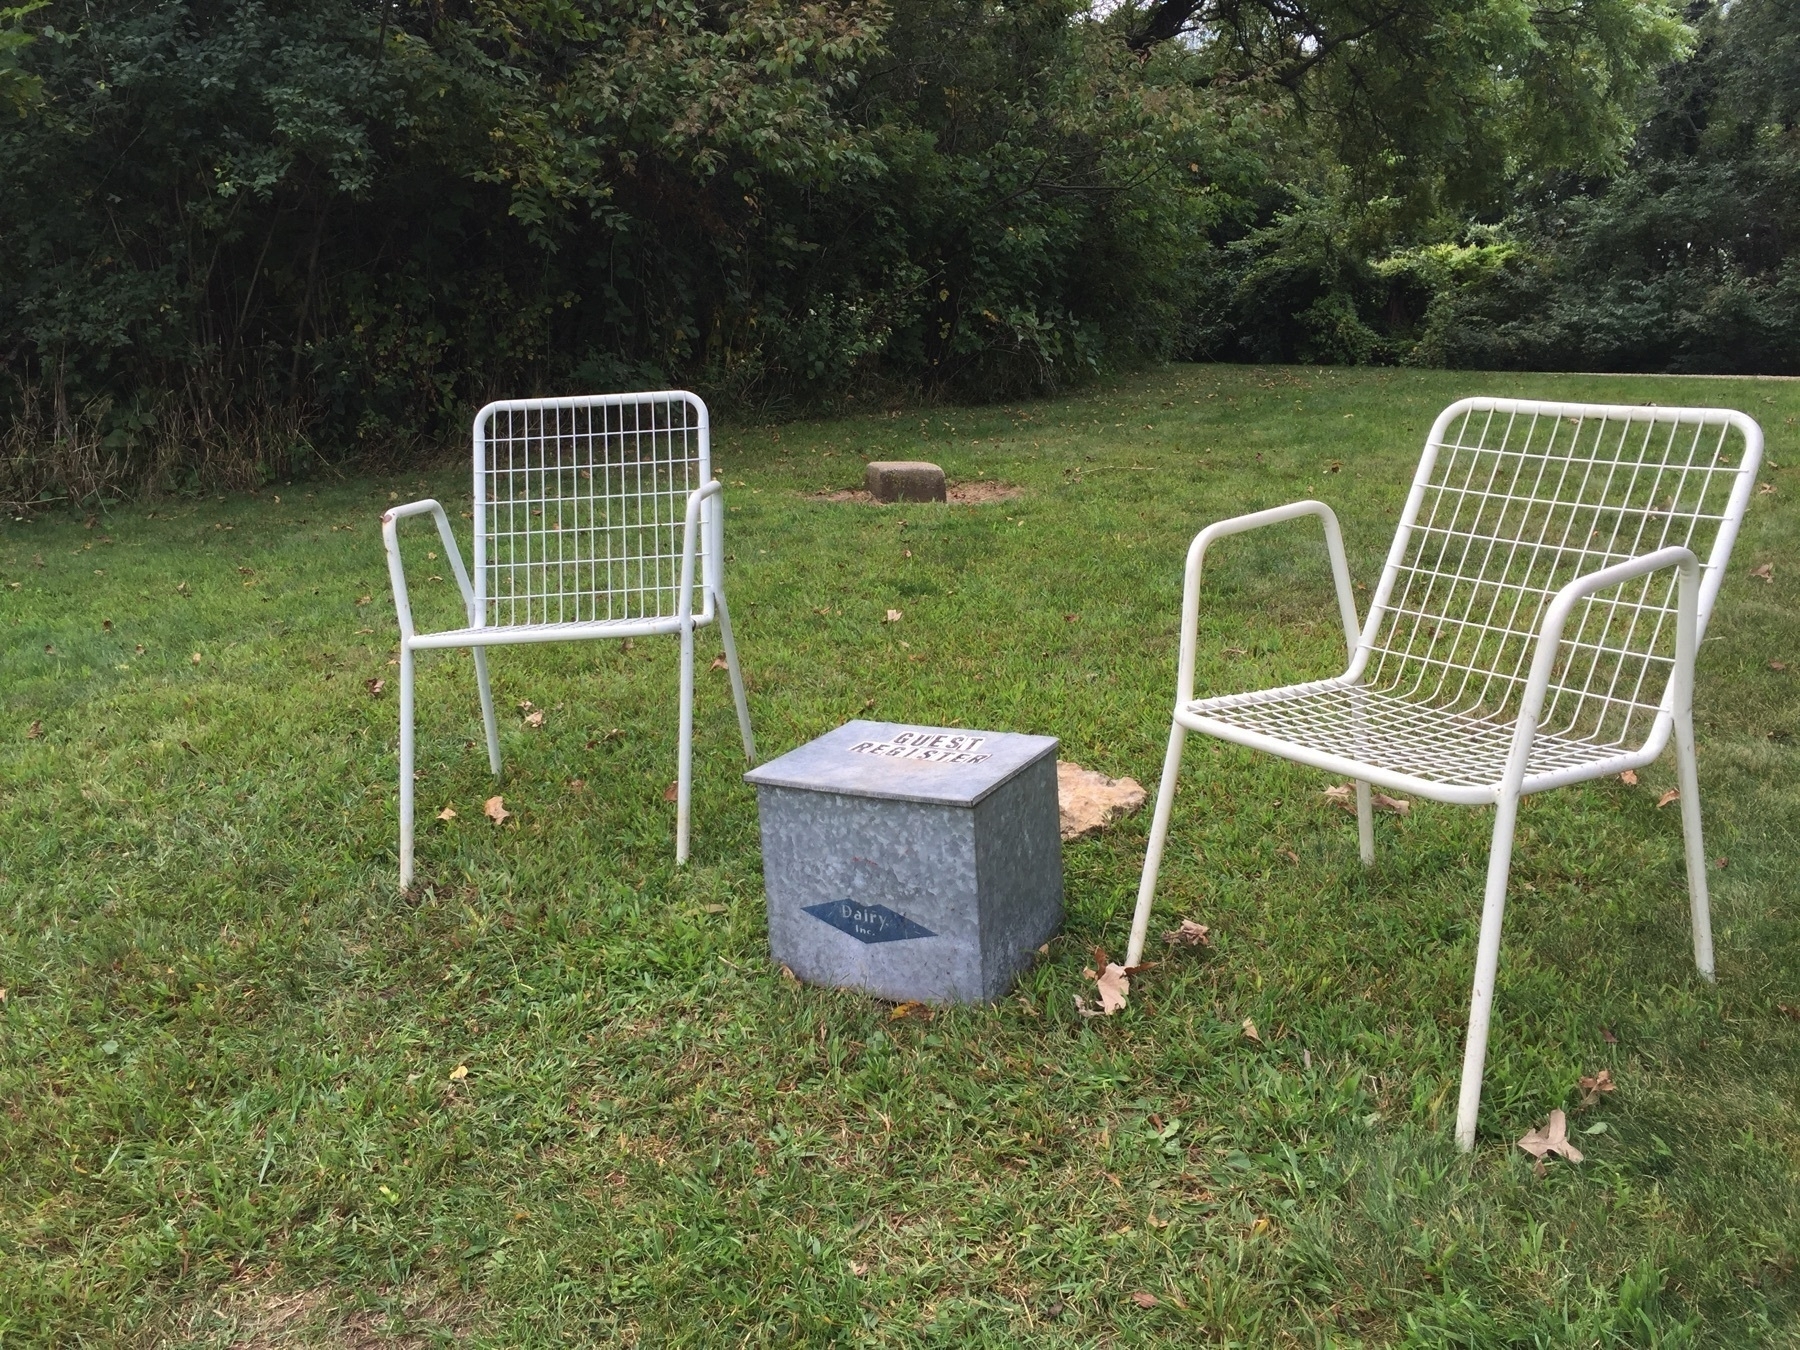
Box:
1125 722 1188 967
472 645 501 777
1454 790 1521 1151
398 645 416 891
675 616 696 865
1673 708 1715 981
1355 780 1375 867
714 583 756 764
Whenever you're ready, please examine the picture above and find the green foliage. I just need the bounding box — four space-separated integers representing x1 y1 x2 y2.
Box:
0 0 1242 501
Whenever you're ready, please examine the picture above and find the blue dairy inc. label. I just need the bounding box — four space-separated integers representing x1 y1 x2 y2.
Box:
804 900 936 944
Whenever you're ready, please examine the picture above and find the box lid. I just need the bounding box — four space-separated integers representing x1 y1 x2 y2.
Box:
744 719 1058 807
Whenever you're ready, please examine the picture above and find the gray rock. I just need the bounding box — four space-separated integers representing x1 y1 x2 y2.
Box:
745 720 1064 1004
865 460 947 503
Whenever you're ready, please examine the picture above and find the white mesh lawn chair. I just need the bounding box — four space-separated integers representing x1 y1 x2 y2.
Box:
1125 397 1763 1150
380 391 755 888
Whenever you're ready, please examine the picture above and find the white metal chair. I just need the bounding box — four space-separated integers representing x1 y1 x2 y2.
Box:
380 391 756 888
1126 397 1763 1150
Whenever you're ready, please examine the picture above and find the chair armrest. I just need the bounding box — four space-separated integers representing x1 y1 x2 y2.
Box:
1499 545 1702 784
677 481 724 623
1174 499 1360 706
380 498 479 639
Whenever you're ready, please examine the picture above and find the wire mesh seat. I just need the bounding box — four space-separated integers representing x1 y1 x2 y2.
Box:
1125 397 1764 1151
381 392 755 887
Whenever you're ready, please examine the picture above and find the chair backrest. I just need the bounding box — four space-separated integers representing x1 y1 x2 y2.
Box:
1359 398 1763 749
472 392 715 628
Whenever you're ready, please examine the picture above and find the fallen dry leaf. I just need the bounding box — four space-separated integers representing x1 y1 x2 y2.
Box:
1323 782 1410 814
567 778 586 791
1164 919 1213 948
190 652 201 665
517 699 534 712
26 720 42 740
1619 769 1639 785
1129 1291 1159 1310
890 1001 924 1021
1758 482 1777 494
1577 1069 1616 1107
448 1064 469 1082
1771 660 1788 672
357 594 372 605
1601 1025 1619 1044
523 709 545 728
1750 562 1773 583
1082 963 1130 1015
1242 1017 1262 1044
663 781 680 802
710 655 729 671
884 608 903 623
1517 1109 1584 1171
849 1261 869 1278
1778 1003 1800 1021
366 678 385 696
1656 789 1680 808
437 805 456 822
483 795 511 824
779 964 799 984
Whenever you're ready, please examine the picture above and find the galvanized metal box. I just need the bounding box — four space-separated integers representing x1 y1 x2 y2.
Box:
744 720 1064 1004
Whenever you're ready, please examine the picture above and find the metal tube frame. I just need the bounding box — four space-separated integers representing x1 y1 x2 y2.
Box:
1126 397 1761 1152
381 392 756 890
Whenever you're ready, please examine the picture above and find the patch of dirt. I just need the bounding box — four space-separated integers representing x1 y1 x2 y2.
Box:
807 480 1024 505
166 1277 485 1349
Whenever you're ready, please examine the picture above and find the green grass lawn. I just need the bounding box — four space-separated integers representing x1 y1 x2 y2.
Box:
4 365 1799 1346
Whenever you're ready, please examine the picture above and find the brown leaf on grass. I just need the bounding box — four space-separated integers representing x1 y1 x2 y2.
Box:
1517 1109 1584 1171
567 778 586 792
1750 562 1773 583
1777 1003 1800 1022
1242 1017 1262 1044
1771 660 1788 672
1129 1291 1159 1309
483 795 511 824
365 678 385 696
1656 789 1680 808
1146 1211 1170 1229
436 805 456 822
1323 782 1410 814
356 594 372 605
849 1261 869 1277
1164 919 1213 947
190 652 201 665
884 608 903 623
1619 769 1639 785
26 720 42 740
522 709 545 728
448 1064 469 1082
1601 1025 1619 1044
1758 482 1777 495
1081 963 1130 1015
890 1001 924 1021
663 781 680 802
517 699 534 712
1578 1069 1616 1107
710 655 729 671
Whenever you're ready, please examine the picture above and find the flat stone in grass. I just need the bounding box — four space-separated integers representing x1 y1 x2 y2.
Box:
745 719 1063 1004
865 460 946 503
